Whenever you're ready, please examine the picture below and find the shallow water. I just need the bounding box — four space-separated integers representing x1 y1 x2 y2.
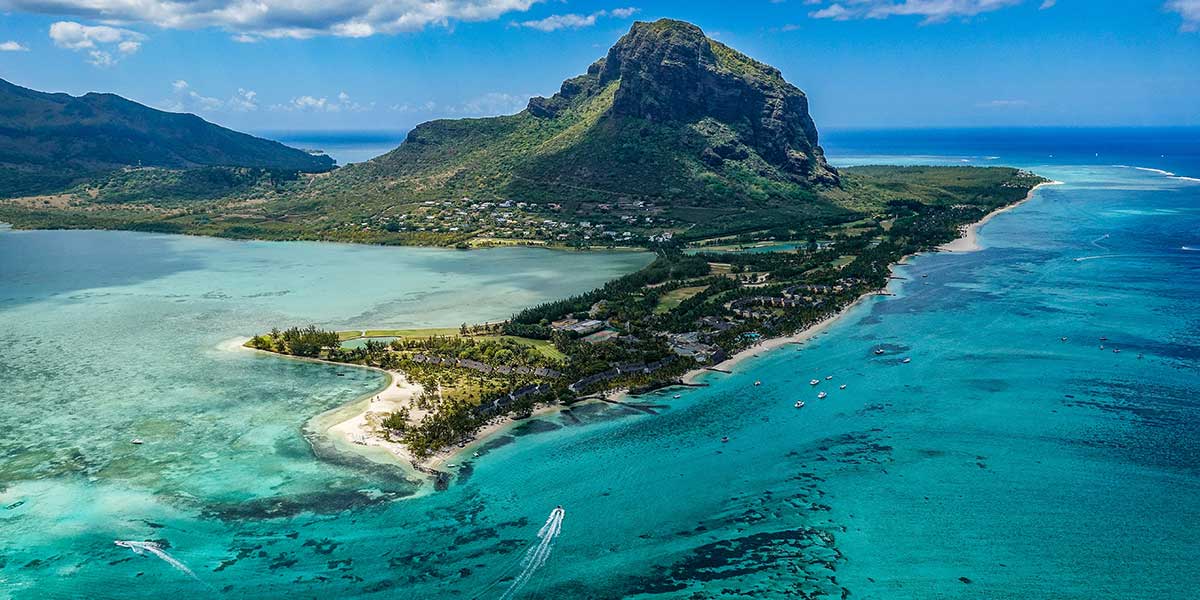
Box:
2 133 1199 598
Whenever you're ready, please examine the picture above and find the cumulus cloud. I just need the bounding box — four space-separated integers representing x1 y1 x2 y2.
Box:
808 0 1023 23
49 21 143 66
515 7 639 31
5 0 542 41
164 80 259 113
274 91 372 112
0 40 29 51
1166 0 1200 31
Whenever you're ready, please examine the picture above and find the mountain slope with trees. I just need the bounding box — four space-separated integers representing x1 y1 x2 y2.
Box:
0 78 334 196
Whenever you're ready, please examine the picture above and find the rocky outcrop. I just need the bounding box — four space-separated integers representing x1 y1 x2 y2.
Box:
526 19 838 186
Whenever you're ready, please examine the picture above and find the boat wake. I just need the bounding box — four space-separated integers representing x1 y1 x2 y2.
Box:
474 506 565 600
114 540 210 589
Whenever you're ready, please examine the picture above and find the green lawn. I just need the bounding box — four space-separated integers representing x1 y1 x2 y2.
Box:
337 328 566 362
654 285 709 314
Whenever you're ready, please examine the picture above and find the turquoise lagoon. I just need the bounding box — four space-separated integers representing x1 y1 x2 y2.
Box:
3 135 1200 598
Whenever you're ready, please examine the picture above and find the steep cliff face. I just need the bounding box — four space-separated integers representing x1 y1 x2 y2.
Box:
344 18 842 219
529 19 837 186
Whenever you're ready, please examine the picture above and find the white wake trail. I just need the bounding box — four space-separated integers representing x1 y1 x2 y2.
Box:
115 540 210 588
497 507 565 600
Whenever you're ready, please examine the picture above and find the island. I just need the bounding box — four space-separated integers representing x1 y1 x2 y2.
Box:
247 167 1050 475
0 18 1050 477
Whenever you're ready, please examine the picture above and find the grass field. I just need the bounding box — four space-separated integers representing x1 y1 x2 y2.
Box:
337 328 566 362
654 285 709 314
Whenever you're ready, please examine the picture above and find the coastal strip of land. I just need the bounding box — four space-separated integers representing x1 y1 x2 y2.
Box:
939 180 1063 253
235 167 1050 485
294 175 1058 481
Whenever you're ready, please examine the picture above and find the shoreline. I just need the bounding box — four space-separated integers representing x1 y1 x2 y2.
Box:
679 290 883 386
938 180 1062 252
256 178 1058 485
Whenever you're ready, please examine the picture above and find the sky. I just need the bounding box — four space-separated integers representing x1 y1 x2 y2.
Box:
0 0 1197 133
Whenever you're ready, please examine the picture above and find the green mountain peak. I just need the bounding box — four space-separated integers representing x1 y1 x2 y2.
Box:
346 18 837 220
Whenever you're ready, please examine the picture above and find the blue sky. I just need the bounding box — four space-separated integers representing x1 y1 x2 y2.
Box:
0 1 1197 132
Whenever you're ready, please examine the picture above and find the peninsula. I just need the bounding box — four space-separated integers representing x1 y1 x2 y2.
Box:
2 19 1048 473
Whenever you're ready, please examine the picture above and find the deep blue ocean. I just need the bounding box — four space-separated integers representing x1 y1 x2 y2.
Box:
1 128 1197 598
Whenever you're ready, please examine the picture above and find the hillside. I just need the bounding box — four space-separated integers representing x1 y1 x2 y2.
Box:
309 20 841 224
0 78 334 196
0 19 1044 249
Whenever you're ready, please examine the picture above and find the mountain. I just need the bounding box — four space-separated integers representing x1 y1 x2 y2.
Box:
322 19 839 218
0 78 334 195
0 19 1040 249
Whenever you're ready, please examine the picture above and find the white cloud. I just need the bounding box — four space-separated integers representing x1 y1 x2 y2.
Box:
1039 0 1056 8
163 80 259 113
1166 0 1200 31
518 13 599 31
0 40 29 51
228 88 259 111
274 91 371 112
808 0 1023 24
49 21 144 66
515 7 639 32
88 50 114 66
7 0 543 41
811 4 853 20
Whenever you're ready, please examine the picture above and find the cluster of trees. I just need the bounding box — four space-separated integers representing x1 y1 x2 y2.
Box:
248 326 341 358
506 254 711 334
390 335 552 368
236 168 1047 460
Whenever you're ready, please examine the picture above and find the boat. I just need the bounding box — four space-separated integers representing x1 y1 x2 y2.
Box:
673 394 681 399
1100 336 1108 341
809 379 820 386
754 380 762 386
902 357 911 364
840 384 847 390
817 391 827 399
794 401 805 409
1137 353 1144 359
130 438 144 445
721 436 730 443
1061 337 1068 342
874 348 885 355
825 375 833 380
1100 345 1105 350
1113 349 1121 354
472 451 481 458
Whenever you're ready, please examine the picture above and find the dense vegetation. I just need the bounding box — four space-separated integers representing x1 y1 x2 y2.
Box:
0 77 333 197
0 20 850 245
246 163 1045 462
